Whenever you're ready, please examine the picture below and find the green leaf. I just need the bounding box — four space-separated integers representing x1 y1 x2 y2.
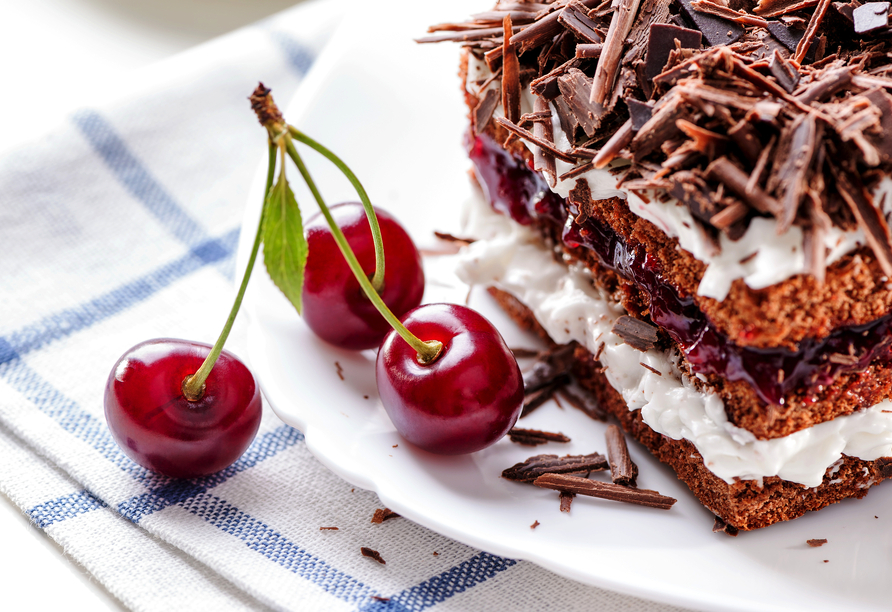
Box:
262 172 308 314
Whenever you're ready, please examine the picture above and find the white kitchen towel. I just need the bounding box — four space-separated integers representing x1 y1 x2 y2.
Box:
0 1 692 610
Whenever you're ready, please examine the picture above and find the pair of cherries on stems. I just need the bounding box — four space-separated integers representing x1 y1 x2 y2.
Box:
104 84 524 478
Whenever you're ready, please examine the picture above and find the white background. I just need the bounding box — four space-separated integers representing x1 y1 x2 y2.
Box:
0 1 306 609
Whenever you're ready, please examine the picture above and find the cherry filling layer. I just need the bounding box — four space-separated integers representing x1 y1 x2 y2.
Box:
469 132 892 406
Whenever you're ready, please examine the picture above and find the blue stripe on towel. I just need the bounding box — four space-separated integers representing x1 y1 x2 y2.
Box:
29 490 108 529
0 228 238 366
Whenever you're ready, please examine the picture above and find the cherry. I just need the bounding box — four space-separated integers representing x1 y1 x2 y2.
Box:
302 203 424 350
376 304 524 455
104 339 262 479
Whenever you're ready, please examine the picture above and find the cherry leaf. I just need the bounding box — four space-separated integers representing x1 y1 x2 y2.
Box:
262 174 308 314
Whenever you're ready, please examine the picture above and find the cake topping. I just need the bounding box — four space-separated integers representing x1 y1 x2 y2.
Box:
533 473 677 508
502 452 609 481
508 427 573 445
432 0 892 280
605 424 639 486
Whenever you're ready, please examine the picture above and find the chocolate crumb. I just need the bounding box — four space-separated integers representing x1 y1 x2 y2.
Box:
319 527 339 531
433 551 439 556
508 427 572 446
808 538 828 547
640 362 662 376
824 560 829 563
560 491 575 512
361 547 386 565
392 444 398 448
434 230 476 245
371 508 401 524
510 347 542 358
712 515 740 536
371 596 390 602
335 361 344 381
530 520 540 529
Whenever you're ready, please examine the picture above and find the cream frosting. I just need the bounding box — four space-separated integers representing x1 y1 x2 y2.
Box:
453 195 892 487
465 54 892 301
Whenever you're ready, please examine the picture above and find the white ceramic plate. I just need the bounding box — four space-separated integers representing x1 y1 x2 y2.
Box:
238 2 892 610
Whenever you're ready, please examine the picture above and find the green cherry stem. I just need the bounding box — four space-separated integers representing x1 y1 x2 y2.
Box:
182 141 277 400
283 139 443 364
287 125 385 293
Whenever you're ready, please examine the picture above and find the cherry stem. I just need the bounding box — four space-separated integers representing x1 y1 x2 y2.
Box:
288 126 385 294
283 139 443 364
182 141 277 400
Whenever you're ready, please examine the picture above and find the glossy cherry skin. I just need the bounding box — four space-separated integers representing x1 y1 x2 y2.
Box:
104 339 262 478
376 304 524 455
302 202 425 350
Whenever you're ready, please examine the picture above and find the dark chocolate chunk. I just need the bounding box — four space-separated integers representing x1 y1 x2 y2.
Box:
876 456 892 478
677 0 745 46
558 68 602 137
508 428 572 446
769 49 801 93
612 315 659 351
502 452 609 482
626 99 654 132
766 20 804 51
534 474 677 509
558 1 605 43
644 24 703 87
807 538 828 547
854 2 890 33
530 57 582 98
472 87 500 135
754 0 819 18
371 508 401 524
833 0 858 22
605 424 639 487
361 547 386 564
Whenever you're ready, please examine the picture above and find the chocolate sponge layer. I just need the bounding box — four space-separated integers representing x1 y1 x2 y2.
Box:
488 286 890 531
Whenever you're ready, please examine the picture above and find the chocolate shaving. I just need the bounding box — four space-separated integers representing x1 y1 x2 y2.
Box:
769 49 801 93
796 67 851 104
523 343 577 393
605 424 639 486
531 57 582 98
508 428 572 446
705 157 784 216
794 0 833 64
559 68 603 137
416 25 525 44
558 387 608 421
691 0 770 26
319 527 339 530
473 87 500 135
371 508 401 524
521 380 564 417
590 0 642 105
627 99 654 132
510 347 541 358
713 515 740 536
534 474 676 509
495 116 577 163
832 166 892 276
775 113 820 234
533 95 557 185
502 16 522 124
560 491 575 512
807 538 829 547
434 231 476 245
754 0 820 18
502 452 609 482
576 43 604 58
612 315 659 351
530 520 540 529
486 0 602 63
361 547 386 564
630 93 689 159
558 1 605 43
593 120 633 168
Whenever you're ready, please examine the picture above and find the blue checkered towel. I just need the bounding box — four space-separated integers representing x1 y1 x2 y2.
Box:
0 2 691 610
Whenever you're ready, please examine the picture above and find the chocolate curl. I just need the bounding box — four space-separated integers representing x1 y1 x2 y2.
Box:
502 15 522 125
590 0 642 105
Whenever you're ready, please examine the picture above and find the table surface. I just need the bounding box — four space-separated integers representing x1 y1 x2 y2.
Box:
0 1 305 609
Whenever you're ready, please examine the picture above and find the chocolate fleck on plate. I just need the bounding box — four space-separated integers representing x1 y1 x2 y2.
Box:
361 547 386 564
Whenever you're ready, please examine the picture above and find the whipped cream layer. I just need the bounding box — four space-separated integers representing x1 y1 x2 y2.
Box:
465 55 892 301
454 196 892 487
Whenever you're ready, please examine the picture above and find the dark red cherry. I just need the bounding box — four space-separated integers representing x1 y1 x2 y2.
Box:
302 203 425 350
375 303 523 455
104 339 262 478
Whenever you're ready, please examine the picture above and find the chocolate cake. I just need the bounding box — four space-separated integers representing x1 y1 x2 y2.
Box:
421 0 892 530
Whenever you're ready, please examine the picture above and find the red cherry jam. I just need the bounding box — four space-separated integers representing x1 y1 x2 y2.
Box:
469 132 892 406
